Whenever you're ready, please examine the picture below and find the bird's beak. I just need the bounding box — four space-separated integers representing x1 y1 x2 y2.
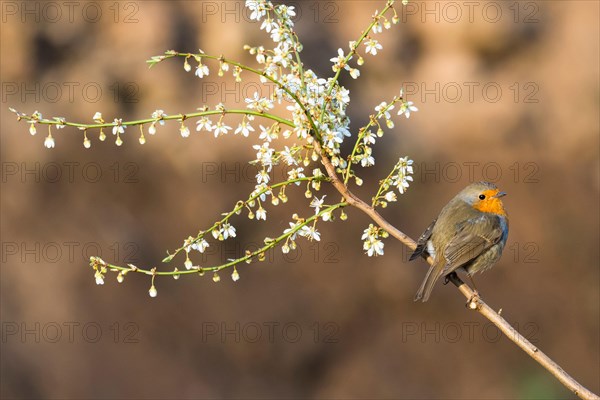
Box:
494 191 507 198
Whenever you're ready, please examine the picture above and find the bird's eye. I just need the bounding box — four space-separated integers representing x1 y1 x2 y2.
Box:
479 194 486 200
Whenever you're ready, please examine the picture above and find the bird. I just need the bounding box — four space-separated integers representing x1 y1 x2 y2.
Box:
410 181 509 302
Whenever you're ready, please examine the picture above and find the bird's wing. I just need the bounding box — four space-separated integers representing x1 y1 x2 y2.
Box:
441 216 504 275
409 218 437 261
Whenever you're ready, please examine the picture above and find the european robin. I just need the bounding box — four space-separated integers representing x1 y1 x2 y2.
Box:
410 181 509 302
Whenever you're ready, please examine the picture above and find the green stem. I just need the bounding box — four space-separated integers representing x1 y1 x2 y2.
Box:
318 1 396 125
270 5 305 89
13 109 294 130
164 175 321 261
159 52 322 142
372 162 399 207
93 202 346 277
342 96 400 184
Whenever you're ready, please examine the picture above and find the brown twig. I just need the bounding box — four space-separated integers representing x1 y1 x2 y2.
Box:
314 141 599 400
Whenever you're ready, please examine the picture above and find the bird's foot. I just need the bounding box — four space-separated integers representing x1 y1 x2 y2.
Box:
444 272 459 286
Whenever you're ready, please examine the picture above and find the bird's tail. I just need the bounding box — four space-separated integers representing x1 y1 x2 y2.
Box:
414 264 442 302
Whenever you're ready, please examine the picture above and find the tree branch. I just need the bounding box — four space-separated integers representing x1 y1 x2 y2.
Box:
313 140 599 400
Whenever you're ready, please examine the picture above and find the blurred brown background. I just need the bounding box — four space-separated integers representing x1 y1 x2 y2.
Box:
1 1 598 399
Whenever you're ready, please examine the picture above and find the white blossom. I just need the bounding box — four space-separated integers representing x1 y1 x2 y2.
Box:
330 48 346 71
213 121 232 137
112 119 125 135
299 225 321 241
195 63 210 78
231 268 240 282
253 142 274 170
287 167 305 183
94 271 105 285
235 121 255 137
180 125 190 138
363 237 384 256
151 109 167 125
196 117 213 132
256 207 267 220
391 157 414 194
261 18 277 33
365 39 382 55
375 102 393 120
280 146 298 166
363 130 376 145
360 147 375 167
398 101 418 118
247 0 266 21
284 221 299 240
362 224 385 256
245 93 274 112
310 195 326 214
258 125 278 142
191 239 210 253
256 169 270 184
222 222 237 239
44 134 55 149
